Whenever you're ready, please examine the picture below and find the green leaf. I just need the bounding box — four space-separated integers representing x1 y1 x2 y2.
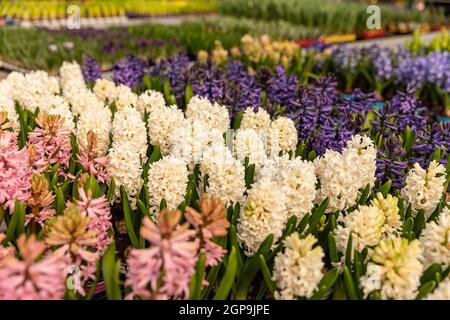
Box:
55 187 65 215
358 184 371 205
185 83 193 105
328 232 338 263
345 233 353 268
343 266 358 300
214 247 238 300
120 186 140 248
160 198 167 211
258 255 276 295
297 212 310 234
232 110 244 130
190 253 206 299
416 281 436 300
102 242 122 300
402 217 414 239
432 147 441 162
310 268 339 300
421 263 442 284
413 210 426 237
107 177 115 204
148 145 162 164
85 175 101 198
403 126 416 153
378 180 392 197
307 150 317 161
307 198 329 235
236 234 274 300
368 291 381 300
6 201 25 242
244 164 255 189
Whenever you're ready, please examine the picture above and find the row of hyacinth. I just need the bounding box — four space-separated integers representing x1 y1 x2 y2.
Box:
81 32 448 116
83 53 450 187
0 60 448 300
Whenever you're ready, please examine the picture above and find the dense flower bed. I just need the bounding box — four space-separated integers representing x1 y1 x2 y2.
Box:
0 60 449 300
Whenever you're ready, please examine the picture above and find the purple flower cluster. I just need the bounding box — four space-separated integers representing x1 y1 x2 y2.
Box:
331 46 363 74
113 54 146 89
82 55 101 83
369 45 394 82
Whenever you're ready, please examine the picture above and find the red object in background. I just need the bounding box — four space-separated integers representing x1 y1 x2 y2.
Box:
295 39 323 47
362 29 386 39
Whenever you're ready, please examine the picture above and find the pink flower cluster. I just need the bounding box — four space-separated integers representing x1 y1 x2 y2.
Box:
77 130 109 183
0 126 32 213
76 188 112 253
0 234 66 300
126 210 199 300
27 113 72 175
185 195 230 267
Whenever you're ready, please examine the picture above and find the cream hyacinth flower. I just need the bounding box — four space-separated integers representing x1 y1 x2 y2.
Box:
185 95 230 133
0 94 19 130
76 105 112 155
273 233 324 299
335 205 385 255
113 84 138 111
171 119 222 170
147 156 189 217
107 147 143 207
401 160 446 217
360 238 423 300
137 90 166 117
38 95 75 132
200 143 246 206
238 178 288 256
232 128 267 168
419 207 450 269
371 193 402 238
314 134 377 212
266 116 297 157
93 78 116 104
111 105 147 161
274 157 317 221
149 104 186 155
240 107 271 135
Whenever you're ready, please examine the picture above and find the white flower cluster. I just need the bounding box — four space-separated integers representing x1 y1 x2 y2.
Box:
401 160 446 217
266 116 297 157
137 90 166 117
113 84 138 112
360 238 423 300
238 178 288 256
258 155 316 221
37 95 75 131
93 78 116 105
200 143 246 206
185 95 230 133
314 134 377 212
273 233 324 299
240 107 271 135
335 193 403 259
9 70 59 112
419 208 450 269
147 156 189 216
76 105 112 155
0 81 19 130
232 128 267 168
107 106 147 206
171 119 222 169
148 104 186 155
111 106 147 161
59 61 105 116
